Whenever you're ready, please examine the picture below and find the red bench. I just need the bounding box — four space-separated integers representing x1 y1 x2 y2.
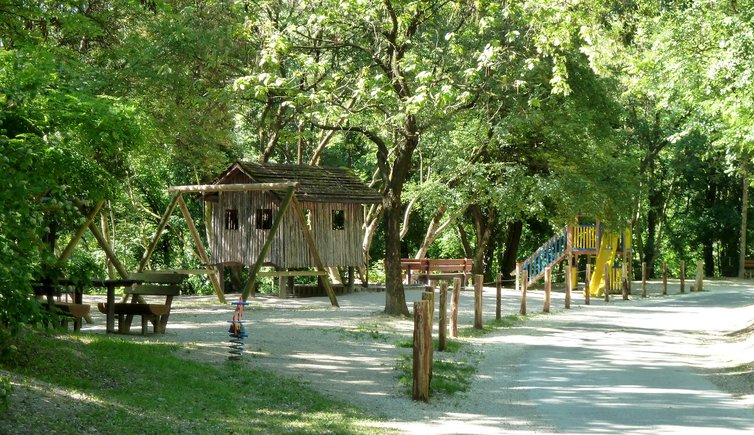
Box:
400 258 474 287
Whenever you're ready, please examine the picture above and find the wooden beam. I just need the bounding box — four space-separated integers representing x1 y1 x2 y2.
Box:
138 194 180 272
242 186 297 300
257 270 329 277
176 194 225 302
291 195 339 307
169 182 298 193
87 221 129 279
59 199 105 263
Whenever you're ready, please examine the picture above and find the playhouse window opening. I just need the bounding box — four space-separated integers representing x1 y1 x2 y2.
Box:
332 209 345 230
256 208 273 229
225 209 239 230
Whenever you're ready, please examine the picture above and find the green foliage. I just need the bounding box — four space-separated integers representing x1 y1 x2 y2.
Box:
0 372 11 411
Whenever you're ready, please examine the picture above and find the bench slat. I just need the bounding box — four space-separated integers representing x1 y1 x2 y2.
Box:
51 302 90 318
128 272 187 284
98 302 170 316
126 284 180 296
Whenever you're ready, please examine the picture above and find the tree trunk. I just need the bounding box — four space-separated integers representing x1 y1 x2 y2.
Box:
500 220 522 280
383 189 409 316
739 159 748 278
469 205 495 276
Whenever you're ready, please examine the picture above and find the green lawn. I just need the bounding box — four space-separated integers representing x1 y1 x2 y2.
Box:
1 329 388 434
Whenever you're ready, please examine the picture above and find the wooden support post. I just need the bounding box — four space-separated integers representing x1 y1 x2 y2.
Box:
604 263 610 302
495 272 502 321
87 221 129 279
662 261 668 296
279 275 288 298
412 300 432 402
138 194 180 272
544 266 551 313
680 261 686 294
439 282 448 352
642 261 647 298
520 270 528 315
622 261 629 300
422 287 435 331
474 274 483 329
59 199 105 264
695 260 704 292
450 277 461 338
242 188 296 300
177 194 224 302
565 256 572 309
347 266 355 293
291 196 339 307
584 263 591 305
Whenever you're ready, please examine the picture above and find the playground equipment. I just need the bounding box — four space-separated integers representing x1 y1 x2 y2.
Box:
228 298 249 360
515 218 632 298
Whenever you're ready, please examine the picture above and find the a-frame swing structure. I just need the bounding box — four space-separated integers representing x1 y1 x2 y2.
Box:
141 181 340 306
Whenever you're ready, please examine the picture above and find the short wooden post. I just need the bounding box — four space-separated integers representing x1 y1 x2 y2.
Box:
604 262 610 302
450 277 461 338
474 274 483 329
422 287 435 330
695 260 704 292
412 300 432 402
584 263 591 305
439 282 448 352
662 261 668 296
279 275 288 298
520 270 528 315
565 256 572 309
495 272 502 321
680 261 686 294
544 266 551 313
641 261 647 298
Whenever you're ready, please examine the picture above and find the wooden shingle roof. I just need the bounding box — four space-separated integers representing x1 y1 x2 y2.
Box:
216 161 382 204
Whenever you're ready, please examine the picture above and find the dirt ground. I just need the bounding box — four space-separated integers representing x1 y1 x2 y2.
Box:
5 279 754 434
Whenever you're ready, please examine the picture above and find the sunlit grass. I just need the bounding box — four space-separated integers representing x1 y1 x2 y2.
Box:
1 329 388 434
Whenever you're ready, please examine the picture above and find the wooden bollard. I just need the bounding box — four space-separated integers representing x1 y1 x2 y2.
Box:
680 260 686 293
662 261 668 296
585 263 591 305
544 267 551 313
695 260 704 292
604 263 610 302
622 261 629 300
565 261 572 309
439 282 448 352
520 269 528 315
422 287 435 332
412 300 432 402
495 272 502 321
641 261 647 298
474 274 483 329
450 277 461 337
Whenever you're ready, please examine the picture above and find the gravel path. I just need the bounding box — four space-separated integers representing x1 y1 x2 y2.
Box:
79 279 754 434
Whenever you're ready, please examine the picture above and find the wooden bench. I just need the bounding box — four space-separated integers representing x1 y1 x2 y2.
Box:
32 283 91 332
745 259 754 278
98 272 186 334
400 258 474 287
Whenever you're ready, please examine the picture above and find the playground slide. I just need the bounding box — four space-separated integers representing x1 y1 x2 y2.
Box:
588 233 619 297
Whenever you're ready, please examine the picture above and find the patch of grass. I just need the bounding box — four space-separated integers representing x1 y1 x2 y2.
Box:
394 337 478 397
1 329 387 434
459 314 522 337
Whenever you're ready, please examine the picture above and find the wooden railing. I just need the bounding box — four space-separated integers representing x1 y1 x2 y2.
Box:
520 227 568 286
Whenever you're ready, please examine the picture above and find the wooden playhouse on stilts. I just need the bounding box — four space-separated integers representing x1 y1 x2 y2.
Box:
145 161 382 305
